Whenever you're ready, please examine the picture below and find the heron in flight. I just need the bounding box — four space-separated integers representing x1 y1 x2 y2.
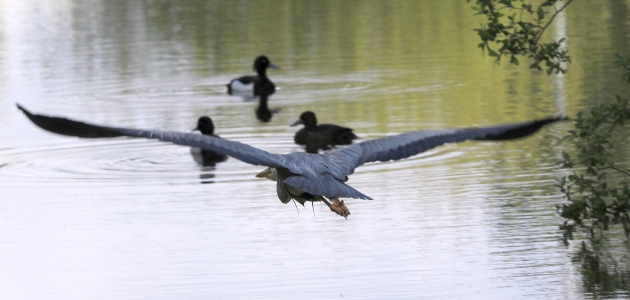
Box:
17 104 566 218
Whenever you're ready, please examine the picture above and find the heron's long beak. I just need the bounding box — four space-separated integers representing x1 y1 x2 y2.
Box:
255 168 271 178
290 119 303 127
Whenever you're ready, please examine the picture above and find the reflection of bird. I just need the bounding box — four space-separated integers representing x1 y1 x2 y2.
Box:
291 111 358 153
255 94 281 122
199 172 216 184
190 116 228 166
17 104 567 219
226 56 279 96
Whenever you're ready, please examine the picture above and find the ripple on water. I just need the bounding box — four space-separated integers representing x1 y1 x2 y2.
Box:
0 136 286 188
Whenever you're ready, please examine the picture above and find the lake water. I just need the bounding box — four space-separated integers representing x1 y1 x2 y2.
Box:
1 1 629 299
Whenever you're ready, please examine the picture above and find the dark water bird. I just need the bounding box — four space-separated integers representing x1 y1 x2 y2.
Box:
17 103 567 219
190 116 228 166
226 55 279 96
291 111 358 153
255 94 281 122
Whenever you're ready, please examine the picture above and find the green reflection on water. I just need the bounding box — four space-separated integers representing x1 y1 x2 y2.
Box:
63 0 629 128
3 0 630 298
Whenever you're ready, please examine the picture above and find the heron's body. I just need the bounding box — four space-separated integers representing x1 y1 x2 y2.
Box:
17 103 567 218
255 166 350 217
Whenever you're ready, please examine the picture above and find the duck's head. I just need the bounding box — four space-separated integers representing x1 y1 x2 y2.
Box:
253 55 280 72
291 111 317 128
193 116 215 135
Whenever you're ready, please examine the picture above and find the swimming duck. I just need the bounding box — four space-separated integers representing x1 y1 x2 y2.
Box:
190 116 228 166
291 111 358 153
17 103 567 219
226 56 279 96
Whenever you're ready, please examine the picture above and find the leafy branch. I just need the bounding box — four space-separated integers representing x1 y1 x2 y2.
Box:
468 0 572 74
468 0 630 292
616 53 630 83
557 95 630 240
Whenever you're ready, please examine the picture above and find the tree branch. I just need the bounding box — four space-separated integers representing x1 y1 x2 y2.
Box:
534 0 574 44
610 166 630 177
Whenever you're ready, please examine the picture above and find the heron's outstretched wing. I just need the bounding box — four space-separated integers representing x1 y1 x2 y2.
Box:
17 104 127 138
327 117 568 178
17 104 287 169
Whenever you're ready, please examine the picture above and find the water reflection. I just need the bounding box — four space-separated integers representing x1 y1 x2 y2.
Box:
1 0 630 299
254 93 281 122
228 90 258 102
227 92 281 122
198 167 216 184
573 242 630 298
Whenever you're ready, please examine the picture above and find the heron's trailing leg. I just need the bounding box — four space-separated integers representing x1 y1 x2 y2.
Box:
321 196 350 219
292 199 300 217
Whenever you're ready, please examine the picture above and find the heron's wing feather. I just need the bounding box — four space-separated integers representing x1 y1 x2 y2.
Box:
127 130 285 167
328 117 567 177
17 104 287 168
283 173 372 200
17 104 127 138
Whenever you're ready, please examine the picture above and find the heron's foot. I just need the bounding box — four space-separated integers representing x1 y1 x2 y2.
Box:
330 196 350 219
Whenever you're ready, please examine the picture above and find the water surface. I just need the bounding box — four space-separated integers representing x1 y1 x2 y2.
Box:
1 1 629 299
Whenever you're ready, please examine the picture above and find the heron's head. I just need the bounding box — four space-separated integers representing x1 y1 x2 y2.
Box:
255 167 278 181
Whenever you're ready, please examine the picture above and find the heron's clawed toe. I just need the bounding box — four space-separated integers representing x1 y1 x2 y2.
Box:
330 196 350 219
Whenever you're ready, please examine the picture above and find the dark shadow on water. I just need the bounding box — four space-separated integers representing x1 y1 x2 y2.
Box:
226 71 280 121
228 92 280 122
255 94 280 122
190 147 227 168
199 167 216 184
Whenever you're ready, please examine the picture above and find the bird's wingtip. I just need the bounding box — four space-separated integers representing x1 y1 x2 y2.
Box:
555 115 572 122
15 103 30 115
